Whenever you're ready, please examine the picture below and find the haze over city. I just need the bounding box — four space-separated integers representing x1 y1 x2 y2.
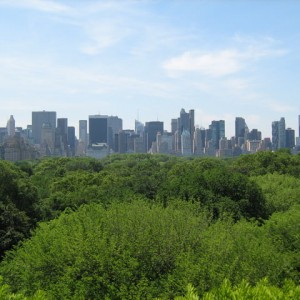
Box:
0 0 300 137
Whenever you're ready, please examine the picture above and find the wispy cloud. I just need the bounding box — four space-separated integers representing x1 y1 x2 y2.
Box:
164 49 241 77
163 35 288 77
0 0 71 13
80 20 132 54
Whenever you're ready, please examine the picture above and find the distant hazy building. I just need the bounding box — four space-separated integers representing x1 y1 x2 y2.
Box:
235 117 247 144
2 135 38 161
86 143 110 159
272 117 286 150
246 140 261 153
108 116 123 150
193 127 204 155
0 128 7 143
88 115 122 150
40 123 55 156
135 120 144 137
79 120 88 144
173 109 195 153
286 128 295 149
144 121 164 152
209 120 225 150
171 119 178 135
181 130 192 156
56 118 68 156
117 130 133 153
78 120 88 155
134 136 145 153
68 126 76 156
218 137 232 157
89 115 108 147
156 132 173 154
247 129 261 141
7 115 15 137
32 111 56 144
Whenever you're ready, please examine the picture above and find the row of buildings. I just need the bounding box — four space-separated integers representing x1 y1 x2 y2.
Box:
1 110 300 161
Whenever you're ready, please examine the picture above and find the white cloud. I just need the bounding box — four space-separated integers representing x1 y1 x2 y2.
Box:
163 35 288 78
0 0 71 13
164 50 241 77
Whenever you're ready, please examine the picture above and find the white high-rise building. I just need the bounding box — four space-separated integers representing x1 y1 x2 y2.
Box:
7 115 15 136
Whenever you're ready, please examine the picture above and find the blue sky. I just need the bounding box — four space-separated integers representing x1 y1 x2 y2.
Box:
0 0 299 138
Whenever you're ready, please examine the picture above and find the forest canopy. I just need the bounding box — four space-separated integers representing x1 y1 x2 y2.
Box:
0 151 299 298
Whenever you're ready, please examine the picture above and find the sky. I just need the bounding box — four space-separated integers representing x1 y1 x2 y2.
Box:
0 0 300 138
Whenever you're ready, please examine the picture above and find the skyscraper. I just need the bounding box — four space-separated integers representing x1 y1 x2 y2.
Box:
108 116 123 150
209 120 225 150
89 115 108 146
235 117 246 144
135 120 144 137
79 120 88 145
285 128 295 149
32 111 56 144
278 117 286 149
272 117 286 150
56 118 68 155
40 123 55 156
68 126 76 156
272 121 279 150
144 121 164 151
88 115 122 149
7 115 15 136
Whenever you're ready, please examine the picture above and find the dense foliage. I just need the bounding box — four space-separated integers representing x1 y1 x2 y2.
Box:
0 151 299 298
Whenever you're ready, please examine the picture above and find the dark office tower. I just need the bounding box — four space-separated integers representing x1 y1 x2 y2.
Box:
189 109 195 151
205 128 212 148
67 126 76 156
79 120 88 145
235 117 246 144
57 118 68 152
209 120 225 149
171 119 178 135
272 117 286 150
117 130 134 153
144 121 164 151
32 111 56 144
278 117 286 149
193 128 204 155
89 115 108 146
189 109 195 135
180 109 189 133
272 121 279 150
286 128 295 149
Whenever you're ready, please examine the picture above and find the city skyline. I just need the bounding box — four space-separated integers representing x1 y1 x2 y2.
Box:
1 109 299 142
0 1 300 137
